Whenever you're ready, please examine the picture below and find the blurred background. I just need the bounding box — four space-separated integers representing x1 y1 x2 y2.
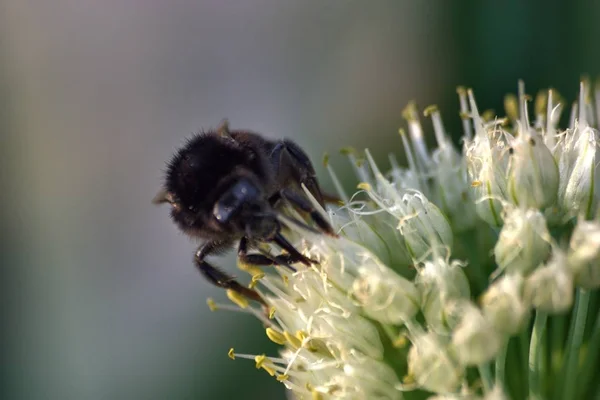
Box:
2 1 599 399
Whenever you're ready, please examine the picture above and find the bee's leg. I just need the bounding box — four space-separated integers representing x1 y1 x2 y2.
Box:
280 188 337 237
195 241 265 305
237 237 312 270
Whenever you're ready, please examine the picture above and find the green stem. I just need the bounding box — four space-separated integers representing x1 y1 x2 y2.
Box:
562 289 591 399
519 328 530 396
579 307 600 399
478 363 493 394
529 311 548 400
495 339 508 390
550 313 566 378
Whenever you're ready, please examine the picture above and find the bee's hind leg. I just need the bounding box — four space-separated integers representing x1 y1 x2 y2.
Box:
194 241 265 305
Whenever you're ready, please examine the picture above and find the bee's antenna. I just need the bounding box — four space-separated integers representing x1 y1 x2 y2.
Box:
152 189 173 205
217 118 232 138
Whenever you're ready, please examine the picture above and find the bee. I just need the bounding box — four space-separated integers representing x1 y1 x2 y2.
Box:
154 120 337 305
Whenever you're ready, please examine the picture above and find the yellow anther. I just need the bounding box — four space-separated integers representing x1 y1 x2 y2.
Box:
504 94 518 121
357 182 371 191
262 364 276 376
206 298 218 311
459 111 470 120
456 86 467 96
248 273 265 289
322 153 329 167
266 328 287 345
393 335 408 348
471 180 482 188
276 374 289 382
254 354 266 369
228 348 235 360
305 338 329 354
402 101 418 121
423 104 438 116
296 330 308 342
312 390 324 400
535 90 548 116
255 355 276 376
268 306 276 319
284 331 302 349
237 260 263 277
481 109 495 122
403 374 415 384
282 275 289 287
339 147 355 155
226 289 249 309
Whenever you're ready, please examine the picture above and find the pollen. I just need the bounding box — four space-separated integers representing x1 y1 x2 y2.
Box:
276 374 289 382
471 180 482 187
268 306 276 319
228 348 235 360
237 260 263 277
226 289 249 309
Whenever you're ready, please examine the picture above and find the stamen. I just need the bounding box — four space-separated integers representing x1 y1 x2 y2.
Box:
402 102 431 167
579 81 587 126
518 80 531 132
457 86 473 140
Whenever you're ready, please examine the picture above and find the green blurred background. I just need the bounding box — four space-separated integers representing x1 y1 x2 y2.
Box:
2 1 599 399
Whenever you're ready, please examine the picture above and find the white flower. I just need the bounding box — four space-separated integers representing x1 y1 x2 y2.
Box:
567 218 600 289
407 330 464 393
416 255 471 334
448 300 502 365
425 105 478 232
507 132 559 210
352 260 420 325
493 206 551 275
524 250 574 313
556 83 599 217
464 90 510 227
481 274 529 335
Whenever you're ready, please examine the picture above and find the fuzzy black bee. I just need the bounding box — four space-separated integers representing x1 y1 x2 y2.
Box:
154 121 337 305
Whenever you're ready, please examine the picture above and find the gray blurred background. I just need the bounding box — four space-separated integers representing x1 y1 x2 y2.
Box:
2 1 599 399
